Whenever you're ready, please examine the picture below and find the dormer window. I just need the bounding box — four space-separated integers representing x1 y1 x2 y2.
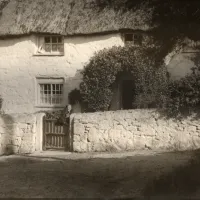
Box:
36 35 64 56
124 33 143 46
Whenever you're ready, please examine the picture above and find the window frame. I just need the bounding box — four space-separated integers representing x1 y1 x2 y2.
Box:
36 78 65 108
35 35 65 56
123 33 143 46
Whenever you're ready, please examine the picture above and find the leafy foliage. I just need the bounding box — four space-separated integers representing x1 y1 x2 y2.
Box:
68 89 82 105
166 63 200 117
80 45 169 112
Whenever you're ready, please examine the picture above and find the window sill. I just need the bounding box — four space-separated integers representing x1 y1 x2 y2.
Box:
124 42 142 46
33 52 64 56
35 105 65 109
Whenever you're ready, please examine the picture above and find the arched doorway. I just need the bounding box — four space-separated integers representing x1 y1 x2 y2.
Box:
110 72 135 110
121 79 135 109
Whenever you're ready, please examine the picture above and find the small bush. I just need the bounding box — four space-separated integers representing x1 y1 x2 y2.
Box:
166 64 200 117
68 89 82 105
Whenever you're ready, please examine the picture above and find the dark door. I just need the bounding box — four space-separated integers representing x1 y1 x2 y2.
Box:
122 80 135 110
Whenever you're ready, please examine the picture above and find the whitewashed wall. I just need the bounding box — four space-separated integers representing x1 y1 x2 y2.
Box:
0 33 198 114
0 34 124 114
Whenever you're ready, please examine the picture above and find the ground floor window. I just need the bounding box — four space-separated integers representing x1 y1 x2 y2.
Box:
37 78 64 107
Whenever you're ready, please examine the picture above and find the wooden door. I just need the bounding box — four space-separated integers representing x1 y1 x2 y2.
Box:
43 117 68 151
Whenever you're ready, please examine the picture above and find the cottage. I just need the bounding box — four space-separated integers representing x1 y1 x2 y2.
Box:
1 0 200 154
0 0 199 114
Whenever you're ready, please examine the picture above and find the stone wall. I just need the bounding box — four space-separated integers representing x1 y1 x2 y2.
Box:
71 110 200 152
0 114 37 155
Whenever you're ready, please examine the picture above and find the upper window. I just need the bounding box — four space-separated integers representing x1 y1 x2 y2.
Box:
36 36 64 56
36 78 64 107
124 33 143 46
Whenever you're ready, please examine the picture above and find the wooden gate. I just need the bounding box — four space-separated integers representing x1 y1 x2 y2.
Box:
43 116 69 151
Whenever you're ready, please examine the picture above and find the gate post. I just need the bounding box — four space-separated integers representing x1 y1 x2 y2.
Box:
35 113 46 152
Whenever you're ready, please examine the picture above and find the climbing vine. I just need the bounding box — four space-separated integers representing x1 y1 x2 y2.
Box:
80 44 169 112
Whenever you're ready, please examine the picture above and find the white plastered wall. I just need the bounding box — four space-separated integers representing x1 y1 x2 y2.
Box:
0 34 124 114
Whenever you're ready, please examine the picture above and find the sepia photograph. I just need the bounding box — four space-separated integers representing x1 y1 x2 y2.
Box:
1 0 200 199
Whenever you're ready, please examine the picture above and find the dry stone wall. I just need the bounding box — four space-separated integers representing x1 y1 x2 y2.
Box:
0 114 37 155
71 110 200 152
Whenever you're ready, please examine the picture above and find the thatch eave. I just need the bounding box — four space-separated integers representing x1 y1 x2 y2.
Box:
0 28 158 39
0 0 154 37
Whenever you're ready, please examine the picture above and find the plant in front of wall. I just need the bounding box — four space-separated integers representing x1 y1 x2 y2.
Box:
80 45 169 112
68 88 82 105
166 62 200 117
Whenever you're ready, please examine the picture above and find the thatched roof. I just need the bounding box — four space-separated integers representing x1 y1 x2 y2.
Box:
1 0 200 37
0 0 154 36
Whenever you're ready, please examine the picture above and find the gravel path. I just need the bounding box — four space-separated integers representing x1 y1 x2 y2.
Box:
0 150 200 199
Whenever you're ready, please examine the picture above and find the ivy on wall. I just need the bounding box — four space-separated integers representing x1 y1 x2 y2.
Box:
79 44 169 112
69 0 200 116
77 36 200 117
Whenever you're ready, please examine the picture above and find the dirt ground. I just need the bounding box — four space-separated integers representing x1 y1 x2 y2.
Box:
1 150 200 199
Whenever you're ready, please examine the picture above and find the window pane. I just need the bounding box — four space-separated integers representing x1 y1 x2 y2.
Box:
39 83 63 105
52 97 56 104
60 85 63 94
45 44 51 52
43 84 51 94
52 84 56 94
45 37 51 43
52 44 58 52
57 44 64 53
52 37 57 43
134 34 142 45
56 84 60 90
57 37 62 43
43 84 48 90
124 34 133 42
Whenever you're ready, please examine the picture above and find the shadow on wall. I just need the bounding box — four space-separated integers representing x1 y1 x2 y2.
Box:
0 35 32 48
67 34 120 46
2 115 15 155
64 70 83 113
0 97 15 155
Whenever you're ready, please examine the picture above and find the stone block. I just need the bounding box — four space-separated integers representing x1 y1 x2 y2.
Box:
108 129 119 142
74 123 85 135
87 127 99 143
73 142 82 152
73 135 81 142
133 136 146 149
112 129 122 141
126 140 134 150
187 125 197 132
79 133 88 143
80 142 88 152
99 120 112 130
127 125 138 132
191 136 200 149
